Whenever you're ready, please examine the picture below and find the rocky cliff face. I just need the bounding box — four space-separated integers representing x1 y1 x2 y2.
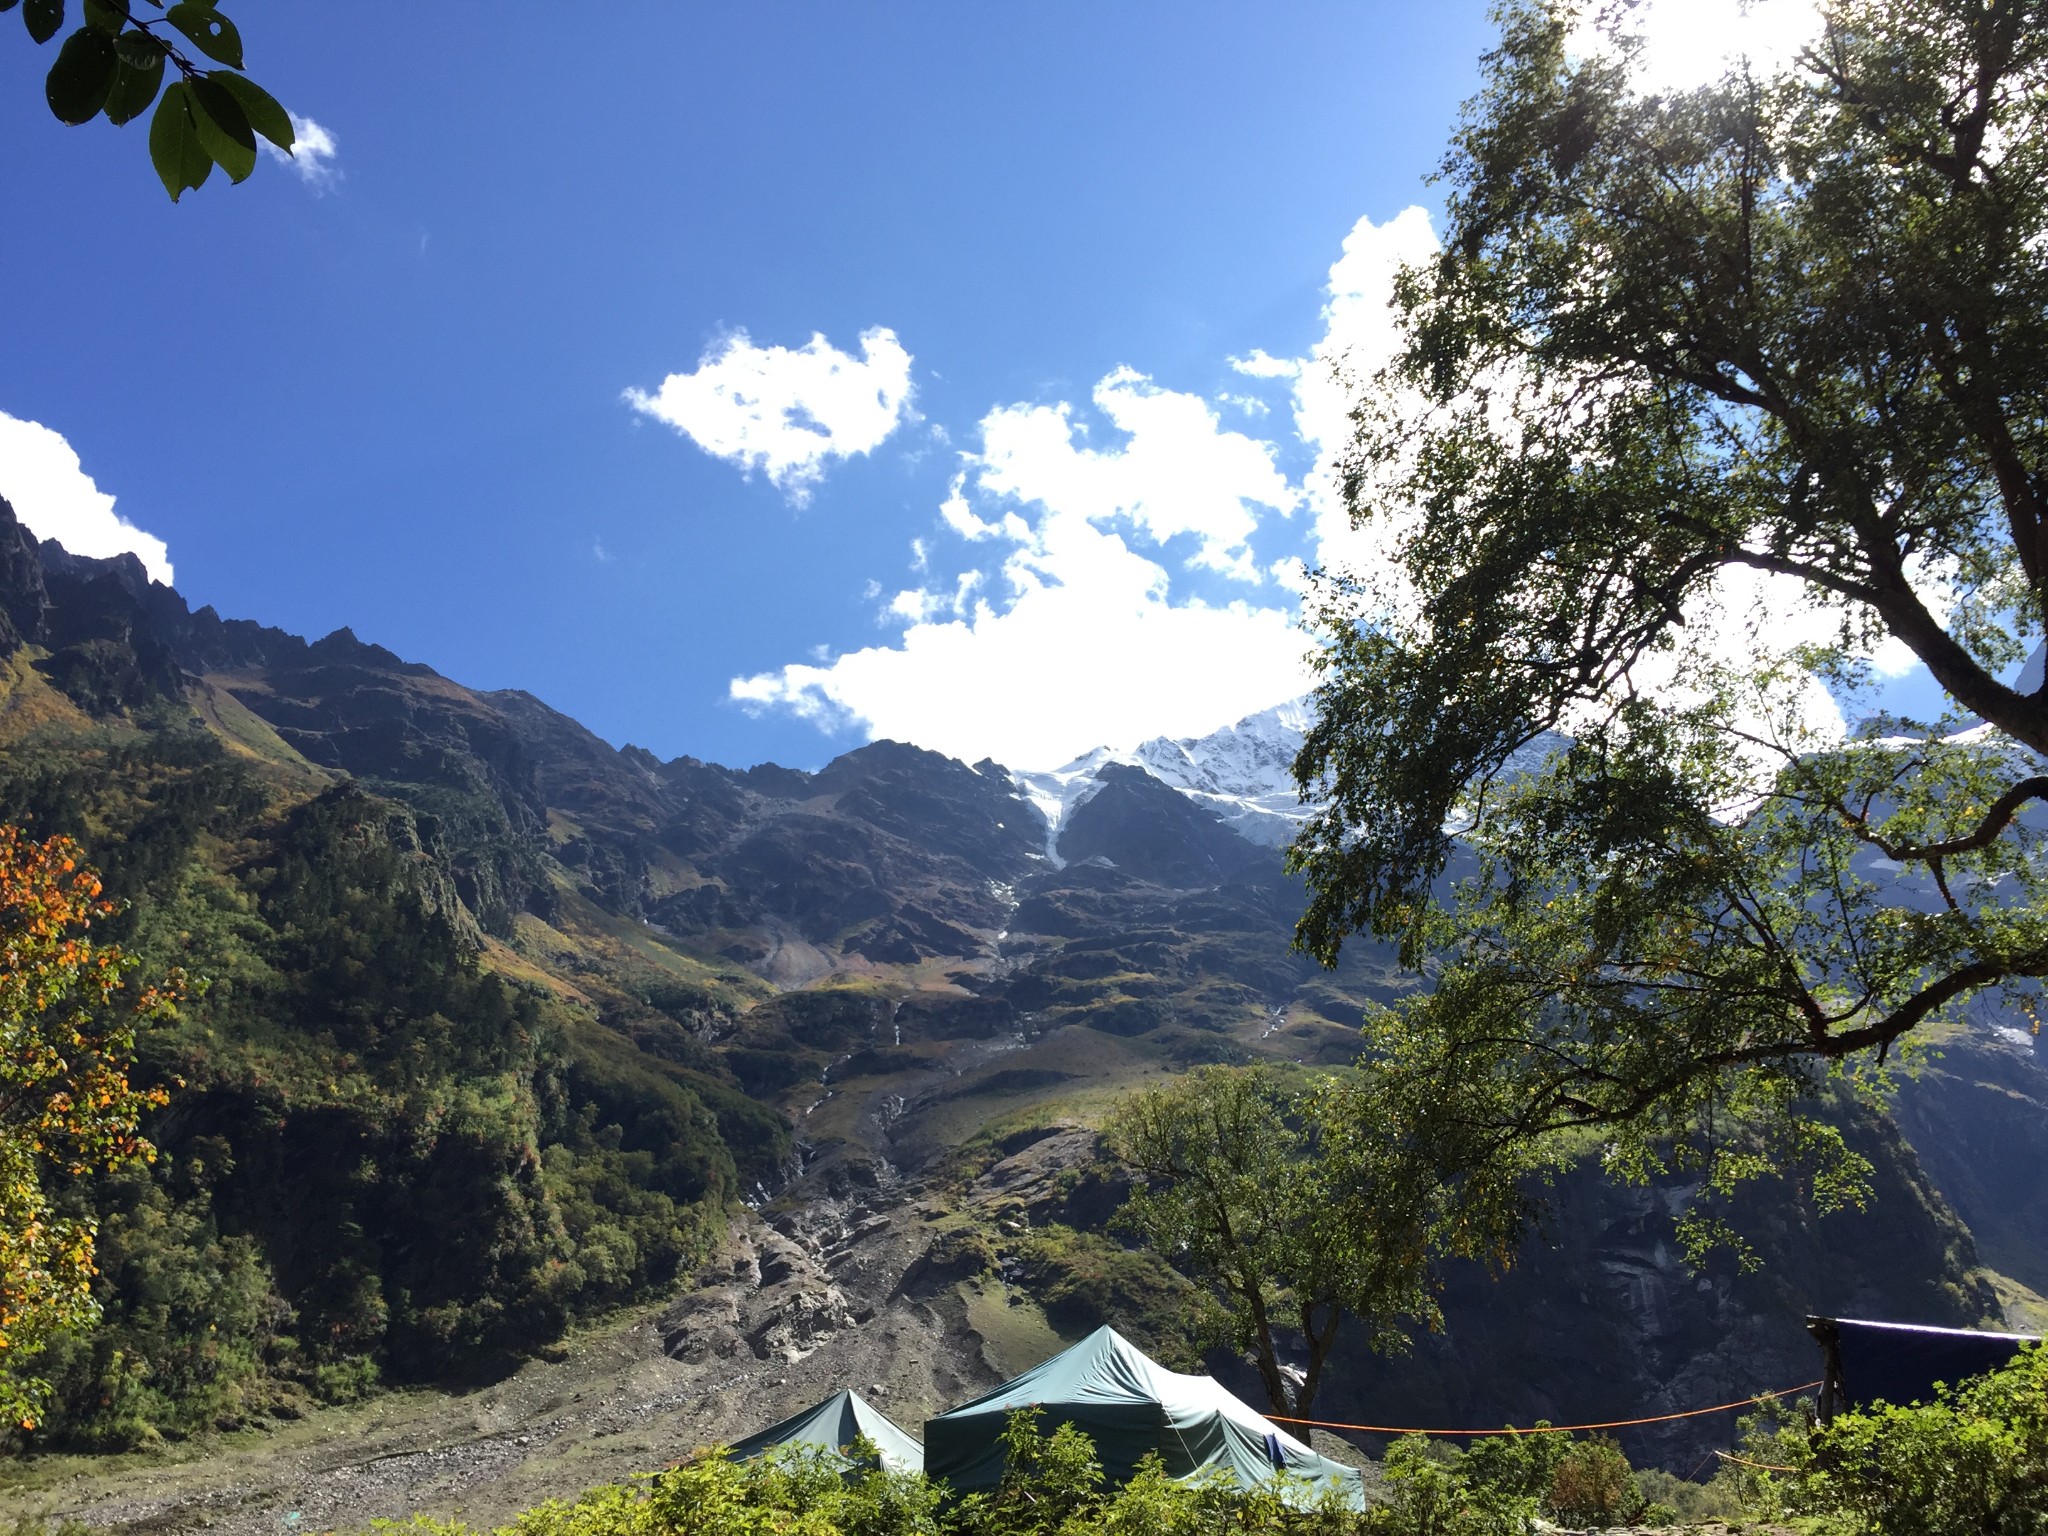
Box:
1 492 2041 1483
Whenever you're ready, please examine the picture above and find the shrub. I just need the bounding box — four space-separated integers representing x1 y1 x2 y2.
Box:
1543 1436 1645 1528
1632 1466 1742 1526
1365 1436 1531 1536
1776 1342 2048 1536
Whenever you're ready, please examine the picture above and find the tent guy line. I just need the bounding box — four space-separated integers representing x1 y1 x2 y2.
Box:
1263 1381 1826 1437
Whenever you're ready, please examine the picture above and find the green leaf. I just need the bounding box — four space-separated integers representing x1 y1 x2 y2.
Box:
210 70 289 150
44 25 116 124
163 1 238 67
148 80 211 201
81 0 122 34
187 73 254 181
23 0 64 45
112 25 160 67
103 48 162 126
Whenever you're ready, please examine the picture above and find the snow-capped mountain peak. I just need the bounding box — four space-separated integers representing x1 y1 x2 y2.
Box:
1012 698 1318 860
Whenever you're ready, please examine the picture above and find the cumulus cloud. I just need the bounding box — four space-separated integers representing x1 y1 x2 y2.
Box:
1228 349 1299 380
1286 205 1442 587
974 368 1297 581
261 112 341 189
729 370 1311 767
0 412 173 584
625 327 915 504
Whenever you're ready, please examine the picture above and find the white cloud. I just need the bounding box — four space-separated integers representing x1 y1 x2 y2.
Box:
974 367 1297 581
730 370 1311 767
732 576 1310 771
625 327 914 505
1569 0 1824 97
261 112 341 189
1288 206 1443 587
1229 349 1300 380
0 412 173 584
939 474 1004 541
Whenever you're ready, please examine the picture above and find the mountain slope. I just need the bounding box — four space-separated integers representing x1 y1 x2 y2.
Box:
0 494 2039 1503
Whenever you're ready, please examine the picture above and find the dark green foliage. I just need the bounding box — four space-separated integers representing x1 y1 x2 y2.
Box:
725 1044 814 1098
1538 1437 1645 1529
1365 1439 1528 1536
391 1410 1493 1536
14 0 291 200
1758 1343 2048 1536
1379 1429 1657 1533
0 730 755 1449
960 1409 1105 1536
28 1156 287 1448
1106 1066 1444 1419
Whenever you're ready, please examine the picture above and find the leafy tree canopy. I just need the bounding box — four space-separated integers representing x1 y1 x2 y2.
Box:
0 825 174 1429
8 0 292 200
1290 0 2048 1255
1104 1065 1450 1418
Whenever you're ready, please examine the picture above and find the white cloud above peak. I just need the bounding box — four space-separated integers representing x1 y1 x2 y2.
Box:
731 574 1309 771
0 412 173 584
729 367 1312 767
626 326 915 504
975 368 1297 581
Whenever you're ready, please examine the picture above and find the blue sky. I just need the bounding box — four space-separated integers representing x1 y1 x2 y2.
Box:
0 1 1949 771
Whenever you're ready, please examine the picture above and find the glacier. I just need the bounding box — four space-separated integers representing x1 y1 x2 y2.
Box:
1012 697 1318 861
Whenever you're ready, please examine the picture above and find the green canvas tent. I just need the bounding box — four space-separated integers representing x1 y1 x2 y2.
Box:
729 1388 925 1474
924 1326 1365 1509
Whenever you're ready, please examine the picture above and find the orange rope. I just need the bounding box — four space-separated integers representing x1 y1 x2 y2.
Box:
1714 1449 1799 1473
1266 1380 1822 1437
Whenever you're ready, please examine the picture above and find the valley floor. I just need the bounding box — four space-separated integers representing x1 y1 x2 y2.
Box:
1 1149 1237 1536
0 1200 981 1533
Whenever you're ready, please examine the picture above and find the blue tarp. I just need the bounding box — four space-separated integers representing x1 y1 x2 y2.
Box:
1809 1316 2038 1415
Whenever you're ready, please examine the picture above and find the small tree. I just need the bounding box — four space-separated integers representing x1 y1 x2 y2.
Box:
1544 1437 1646 1529
0 825 176 1429
1104 1065 1441 1419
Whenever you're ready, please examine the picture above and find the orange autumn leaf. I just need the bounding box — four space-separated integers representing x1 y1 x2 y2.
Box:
0 825 180 1431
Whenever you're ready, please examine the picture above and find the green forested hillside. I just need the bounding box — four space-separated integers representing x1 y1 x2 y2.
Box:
0 717 780 1447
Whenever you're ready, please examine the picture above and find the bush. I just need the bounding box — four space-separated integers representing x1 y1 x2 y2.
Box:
404 1411 1387 1536
1771 1342 2048 1536
1368 1437 1531 1536
1543 1437 1645 1528
1632 1466 1742 1526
